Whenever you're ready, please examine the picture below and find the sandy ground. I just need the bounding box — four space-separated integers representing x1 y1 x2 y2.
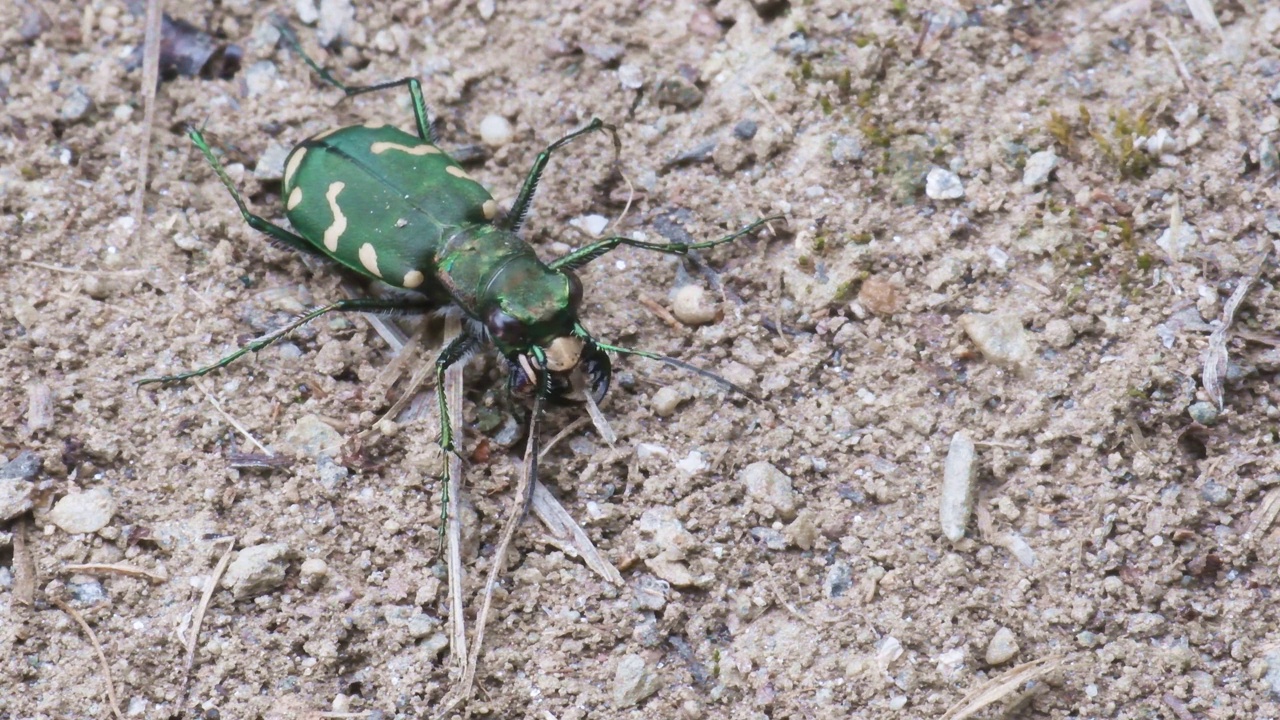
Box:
4 0 1280 718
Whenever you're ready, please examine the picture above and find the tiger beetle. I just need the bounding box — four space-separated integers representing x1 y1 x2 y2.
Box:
140 26 781 524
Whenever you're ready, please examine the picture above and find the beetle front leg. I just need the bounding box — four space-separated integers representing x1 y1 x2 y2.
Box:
501 119 620 233
549 215 784 272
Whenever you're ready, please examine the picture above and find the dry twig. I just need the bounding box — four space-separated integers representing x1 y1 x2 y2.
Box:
62 563 168 583
180 537 236 703
51 596 126 720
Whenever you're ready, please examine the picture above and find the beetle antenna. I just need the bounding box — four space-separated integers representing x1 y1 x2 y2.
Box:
583 335 759 402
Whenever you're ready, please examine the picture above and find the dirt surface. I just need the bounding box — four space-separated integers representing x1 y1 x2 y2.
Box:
5 0 1280 718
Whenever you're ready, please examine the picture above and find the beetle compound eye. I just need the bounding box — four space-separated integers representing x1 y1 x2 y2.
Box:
565 271 584 313
487 308 527 346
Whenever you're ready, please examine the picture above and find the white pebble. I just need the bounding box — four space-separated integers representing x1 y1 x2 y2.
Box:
569 214 609 237
985 627 1020 665
1022 150 1058 187
939 432 976 542
651 386 683 417
671 285 719 326
478 114 514 147
925 168 965 199
617 64 645 90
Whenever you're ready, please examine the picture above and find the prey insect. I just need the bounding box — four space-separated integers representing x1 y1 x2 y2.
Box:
140 27 781 528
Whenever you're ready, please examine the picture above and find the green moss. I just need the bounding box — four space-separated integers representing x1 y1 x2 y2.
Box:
819 95 835 115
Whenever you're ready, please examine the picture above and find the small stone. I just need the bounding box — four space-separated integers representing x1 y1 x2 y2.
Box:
1200 481 1232 506
784 510 818 550
244 61 278 98
1157 222 1198 262
653 77 703 109
1264 648 1280 694
27 382 54 431
48 488 116 534
299 558 329 590
631 574 669 612
0 450 42 481
651 386 683 417
613 654 661 707
569 214 609 237
617 64 645 90
939 432 976 542
68 579 107 605
222 543 291 599
749 526 787 550
254 142 290 180
733 120 759 141
60 87 93 122
317 0 355 45
1022 150 1058 187
313 339 350 377
960 312 1034 367
295 0 319 24
478 115 514 147
476 0 496 20
1126 612 1166 638
1043 318 1075 348
857 276 901 315
925 168 965 199
739 461 797 520
19 3 50 41
830 134 864 165
0 452 37 521
584 43 625 63
283 415 344 459
985 627 1020 665
1262 136 1280 177
1188 401 1219 426
645 556 695 587
671 285 720 326
823 562 852 598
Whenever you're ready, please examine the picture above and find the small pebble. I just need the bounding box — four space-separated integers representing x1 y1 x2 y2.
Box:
68 579 107 605
939 432 976 542
478 115 514 147
631 574 669 612
60 87 93 122
48 488 116 534
985 627 1020 665
857 276 901 315
1022 150 1058 187
295 0 319 24
830 134 863 165
1043 318 1075 349
613 654 661 708
653 77 703 109
243 61 278 98
299 558 329 590
960 312 1034 367
1200 481 1232 507
1156 222 1198 262
283 415 344 459
0 450 42 481
1188 401 1219 426
254 142 290 180
925 168 965 199
316 0 355 45
733 120 759 141
823 562 852 598
617 64 645 90
651 386 683 417
26 382 54 431
222 543 292 599
0 452 36 520
671 285 719 326
739 461 797 520
569 214 609 237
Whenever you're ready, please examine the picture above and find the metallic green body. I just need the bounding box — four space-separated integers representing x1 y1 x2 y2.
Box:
282 124 576 340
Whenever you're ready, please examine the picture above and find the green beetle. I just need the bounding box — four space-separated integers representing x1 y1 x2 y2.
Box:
142 28 780 506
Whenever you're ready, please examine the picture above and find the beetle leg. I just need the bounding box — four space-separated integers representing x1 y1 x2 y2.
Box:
138 297 434 387
275 21 435 142
549 215 785 272
188 126 329 259
502 119 620 233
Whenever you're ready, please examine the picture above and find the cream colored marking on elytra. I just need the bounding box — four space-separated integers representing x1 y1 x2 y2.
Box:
363 121 388 129
445 165 472 180
312 127 341 141
359 243 383 278
322 182 348 252
370 141 440 156
283 147 307 188
482 199 498 220
402 270 425 289
287 187 303 211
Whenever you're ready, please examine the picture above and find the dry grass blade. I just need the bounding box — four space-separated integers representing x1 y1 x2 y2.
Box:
581 380 616 447
62 563 168 583
181 537 236 703
132 0 163 247
1203 258 1266 410
195 380 273 455
940 655 1066 720
1247 487 1280 546
530 480 623 585
50 596 125 720
1184 0 1223 38
439 393 545 718
13 515 36 606
443 315 469 669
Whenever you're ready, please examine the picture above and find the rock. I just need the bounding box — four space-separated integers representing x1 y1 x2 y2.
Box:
733 120 759 141
653 77 703 109
1156 222 1198 262
1126 612 1167 638
299 558 329 590
830 134 864 165
244 61 278 98
295 0 319 24
0 450 42 481
568 214 609 237
1188 401 1219 426
671 285 720 326
823 562 852 598
857 276 902 315
939 432 976 542
985 627 1019 665
613 654 661 707
739 462 797 520
1200 481 1232 506
255 142 290 180
645 556 695 587
316 0 355 45
283 415 344 459
960 312 1034 367
1043 318 1075 349
651 386 683 417
478 115 514 147
223 543 292 599
617 64 645 90
48 488 116 534
1022 150 1058 187
925 168 965 199
0 475 35 521
631 574 670 612
60 87 93 122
